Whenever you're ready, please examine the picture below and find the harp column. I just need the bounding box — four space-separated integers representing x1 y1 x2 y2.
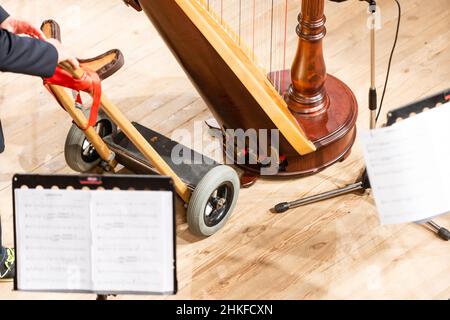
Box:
287 0 329 114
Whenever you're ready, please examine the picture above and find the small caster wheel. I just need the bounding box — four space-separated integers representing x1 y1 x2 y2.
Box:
64 110 116 173
187 165 240 237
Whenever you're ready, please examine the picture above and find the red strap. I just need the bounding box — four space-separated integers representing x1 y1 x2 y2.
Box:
43 66 102 131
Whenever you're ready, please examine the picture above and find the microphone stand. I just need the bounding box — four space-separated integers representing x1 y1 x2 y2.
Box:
273 1 450 241
369 0 377 129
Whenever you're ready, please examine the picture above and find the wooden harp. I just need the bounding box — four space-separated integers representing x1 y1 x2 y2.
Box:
129 0 358 176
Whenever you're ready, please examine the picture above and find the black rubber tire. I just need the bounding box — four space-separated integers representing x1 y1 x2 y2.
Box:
64 110 116 173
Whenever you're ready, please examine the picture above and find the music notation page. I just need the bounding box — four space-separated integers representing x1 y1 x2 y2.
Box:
15 188 174 294
15 189 93 291
90 190 174 294
360 102 450 224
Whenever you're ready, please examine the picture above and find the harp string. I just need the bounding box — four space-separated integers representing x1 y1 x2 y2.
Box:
199 0 297 96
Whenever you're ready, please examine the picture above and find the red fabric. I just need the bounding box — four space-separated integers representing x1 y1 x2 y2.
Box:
43 66 102 131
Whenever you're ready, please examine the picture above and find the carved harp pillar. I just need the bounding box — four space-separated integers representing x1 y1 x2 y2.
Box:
283 0 359 175
287 0 328 114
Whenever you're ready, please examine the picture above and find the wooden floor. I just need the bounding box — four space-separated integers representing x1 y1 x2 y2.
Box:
0 0 449 300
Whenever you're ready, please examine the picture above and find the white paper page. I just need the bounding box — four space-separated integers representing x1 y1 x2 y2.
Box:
90 190 174 294
15 189 92 291
360 103 450 224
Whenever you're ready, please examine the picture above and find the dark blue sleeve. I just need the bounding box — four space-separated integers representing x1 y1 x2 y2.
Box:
0 28 58 77
0 6 9 24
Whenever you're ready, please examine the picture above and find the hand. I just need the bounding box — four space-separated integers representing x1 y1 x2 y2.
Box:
0 16 44 39
46 38 80 70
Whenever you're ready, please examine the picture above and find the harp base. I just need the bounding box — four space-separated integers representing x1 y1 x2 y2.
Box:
230 128 356 177
233 71 358 177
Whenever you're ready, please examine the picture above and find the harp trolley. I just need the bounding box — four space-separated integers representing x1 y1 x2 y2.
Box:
40 20 240 237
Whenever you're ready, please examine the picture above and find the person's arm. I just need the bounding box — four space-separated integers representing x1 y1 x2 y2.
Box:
0 5 78 77
0 28 58 77
0 5 57 77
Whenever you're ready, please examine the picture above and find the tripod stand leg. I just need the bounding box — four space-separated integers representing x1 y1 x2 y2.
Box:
274 181 365 213
424 220 450 241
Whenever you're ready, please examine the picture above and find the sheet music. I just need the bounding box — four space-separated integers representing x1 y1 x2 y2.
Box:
90 190 174 293
360 102 450 224
15 189 92 291
15 188 174 294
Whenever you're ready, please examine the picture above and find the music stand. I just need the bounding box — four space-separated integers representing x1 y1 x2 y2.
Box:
273 3 450 240
274 89 450 240
13 173 178 299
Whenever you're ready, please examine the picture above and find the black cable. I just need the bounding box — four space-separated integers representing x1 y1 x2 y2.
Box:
375 0 402 123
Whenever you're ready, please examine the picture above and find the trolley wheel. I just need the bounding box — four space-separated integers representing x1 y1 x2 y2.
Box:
187 165 240 237
64 110 117 173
